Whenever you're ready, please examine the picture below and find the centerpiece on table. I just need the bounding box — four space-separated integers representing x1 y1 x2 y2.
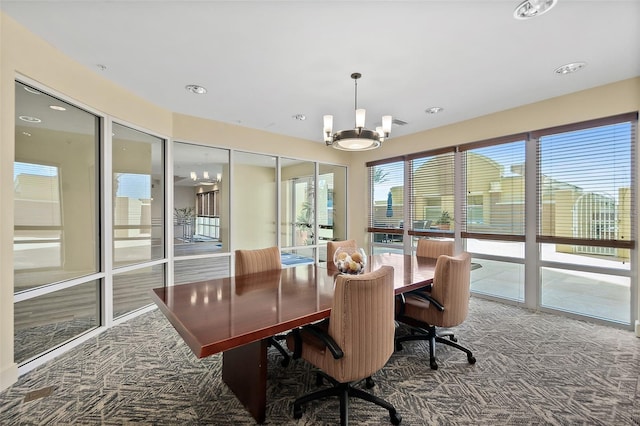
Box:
333 247 367 274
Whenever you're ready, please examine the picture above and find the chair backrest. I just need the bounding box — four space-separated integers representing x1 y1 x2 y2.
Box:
326 239 357 265
235 246 281 276
328 265 395 383
416 238 454 259
430 252 471 327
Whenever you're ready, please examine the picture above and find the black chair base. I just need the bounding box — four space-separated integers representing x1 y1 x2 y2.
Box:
395 325 476 370
293 371 401 426
269 335 290 367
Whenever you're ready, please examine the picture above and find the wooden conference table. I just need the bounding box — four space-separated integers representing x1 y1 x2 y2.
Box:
151 253 436 423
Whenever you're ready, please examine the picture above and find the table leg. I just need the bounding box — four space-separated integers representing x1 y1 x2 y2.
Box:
222 339 268 424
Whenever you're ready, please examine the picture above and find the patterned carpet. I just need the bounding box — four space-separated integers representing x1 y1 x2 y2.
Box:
1 298 639 425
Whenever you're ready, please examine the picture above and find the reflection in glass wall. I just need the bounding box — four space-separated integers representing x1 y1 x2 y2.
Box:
174 257 231 285
14 80 101 365
113 264 165 318
233 152 277 250
173 142 229 256
281 158 315 248
14 81 100 291
14 280 100 364
318 164 347 262
112 123 164 267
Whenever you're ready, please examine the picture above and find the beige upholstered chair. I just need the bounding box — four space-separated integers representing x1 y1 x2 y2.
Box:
234 246 290 366
395 252 476 370
415 238 454 259
326 239 357 266
286 265 401 425
235 246 282 276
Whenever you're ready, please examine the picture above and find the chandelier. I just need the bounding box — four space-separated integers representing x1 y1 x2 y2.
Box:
323 73 392 151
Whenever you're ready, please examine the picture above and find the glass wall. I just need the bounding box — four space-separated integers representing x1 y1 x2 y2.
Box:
280 158 315 248
12 80 349 372
112 123 164 267
233 151 277 250
318 164 347 262
173 142 230 257
13 80 101 364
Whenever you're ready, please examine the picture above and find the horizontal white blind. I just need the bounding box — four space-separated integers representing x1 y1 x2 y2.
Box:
535 113 637 248
409 149 455 235
461 137 527 240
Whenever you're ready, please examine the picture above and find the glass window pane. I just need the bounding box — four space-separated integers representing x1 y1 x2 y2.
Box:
14 280 100 364
541 266 630 324
319 164 347 261
470 258 524 302
411 153 454 234
113 264 165 318
174 257 230 285
282 248 315 267
233 152 277 249
173 142 229 256
370 161 404 246
466 239 524 301
540 243 630 270
112 123 165 267
281 158 315 247
464 140 526 236
14 81 99 291
538 121 634 244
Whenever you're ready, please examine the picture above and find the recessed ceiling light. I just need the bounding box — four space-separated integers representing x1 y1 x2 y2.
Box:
425 107 443 114
23 86 41 95
514 0 557 19
292 114 306 121
554 62 587 75
19 115 41 123
49 105 67 111
185 84 207 94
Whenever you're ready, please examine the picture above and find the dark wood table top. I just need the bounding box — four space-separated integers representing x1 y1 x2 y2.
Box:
151 253 436 358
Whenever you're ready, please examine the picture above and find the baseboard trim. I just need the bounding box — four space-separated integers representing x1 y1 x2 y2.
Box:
636 320 640 338
0 362 18 392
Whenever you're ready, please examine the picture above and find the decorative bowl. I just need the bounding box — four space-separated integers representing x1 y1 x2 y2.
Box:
333 247 367 274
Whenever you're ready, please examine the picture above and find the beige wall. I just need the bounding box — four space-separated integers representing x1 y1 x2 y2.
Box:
2 9 639 391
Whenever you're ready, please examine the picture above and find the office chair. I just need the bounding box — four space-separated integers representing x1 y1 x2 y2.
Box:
235 246 291 367
327 239 356 266
415 238 454 259
395 252 476 370
286 265 401 425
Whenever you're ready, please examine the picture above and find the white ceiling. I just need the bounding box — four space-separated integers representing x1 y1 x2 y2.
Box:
3 0 640 146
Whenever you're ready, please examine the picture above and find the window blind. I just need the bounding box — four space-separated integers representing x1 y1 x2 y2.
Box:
459 134 528 241
408 147 455 236
534 113 637 249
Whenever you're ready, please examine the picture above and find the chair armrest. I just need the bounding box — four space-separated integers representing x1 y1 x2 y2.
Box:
303 324 344 359
410 291 445 312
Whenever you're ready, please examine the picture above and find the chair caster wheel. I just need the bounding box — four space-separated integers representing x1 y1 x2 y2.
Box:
449 336 458 342
468 355 476 364
315 373 324 387
390 412 402 425
429 359 438 370
365 377 375 388
280 357 290 368
293 405 302 419
395 342 403 351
